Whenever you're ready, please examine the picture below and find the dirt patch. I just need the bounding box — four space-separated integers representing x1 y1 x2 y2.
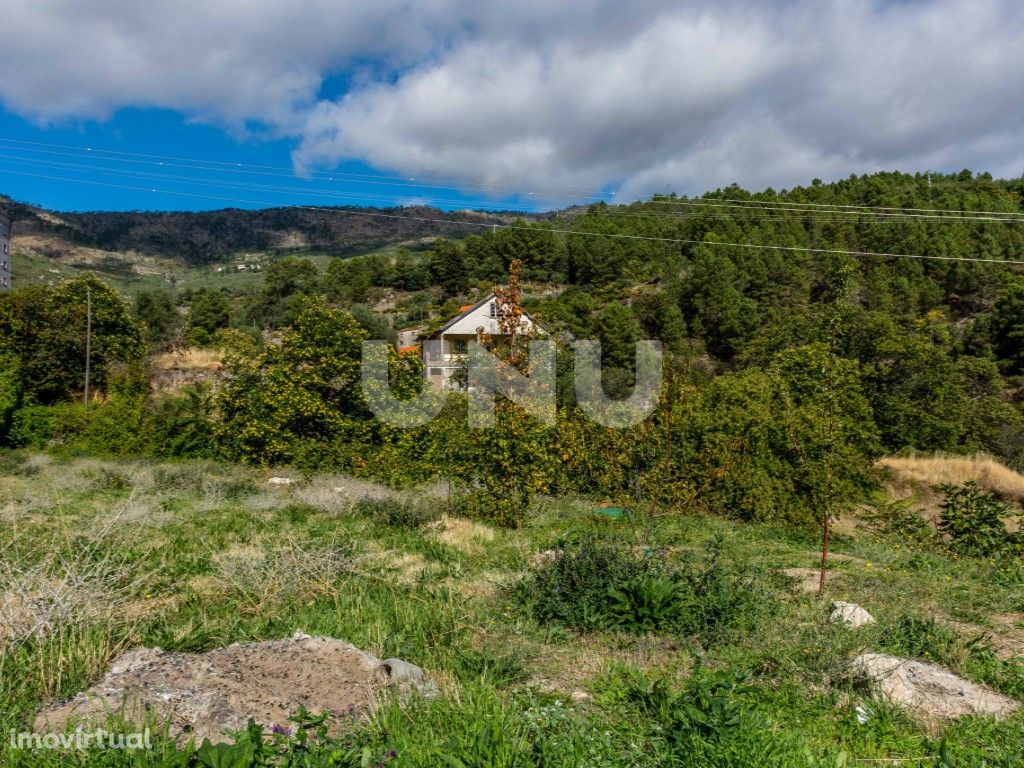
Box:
852 653 1019 726
942 613 1024 661
429 516 495 554
781 568 826 594
530 633 689 696
34 633 436 745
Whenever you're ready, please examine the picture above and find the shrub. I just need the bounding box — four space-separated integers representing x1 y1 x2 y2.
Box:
615 666 812 766
939 481 1020 557
352 497 440 529
522 536 770 641
878 615 958 664
862 498 936 544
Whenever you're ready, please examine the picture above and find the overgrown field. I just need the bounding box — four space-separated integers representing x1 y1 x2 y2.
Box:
2 454 1023 766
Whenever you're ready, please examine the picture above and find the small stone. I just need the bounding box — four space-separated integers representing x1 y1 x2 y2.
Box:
378 658 426 685
530 549 563 568
266 477 294 486
831 601 876 628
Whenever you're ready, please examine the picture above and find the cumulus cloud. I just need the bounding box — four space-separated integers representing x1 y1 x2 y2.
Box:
1 1 1023 198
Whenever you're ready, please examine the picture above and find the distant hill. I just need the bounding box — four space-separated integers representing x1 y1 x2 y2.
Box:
2 198 543 266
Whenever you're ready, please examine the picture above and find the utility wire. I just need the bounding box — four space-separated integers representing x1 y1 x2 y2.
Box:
2 166 1022 266
1 135 1021 222
1 150 1021 228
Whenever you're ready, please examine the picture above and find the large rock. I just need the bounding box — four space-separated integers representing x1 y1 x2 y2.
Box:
831 601 876 628
34 632 436 745
852 653 1019 723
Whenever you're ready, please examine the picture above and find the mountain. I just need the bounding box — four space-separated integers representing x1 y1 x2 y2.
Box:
2 198 543 264
0 196 548 292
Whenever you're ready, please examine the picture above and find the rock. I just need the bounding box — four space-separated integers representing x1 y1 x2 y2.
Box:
34 634 437 745
831 601 876 628
378 657 425 683
852 653 1019 723
266 477 294 486
530 549 563 568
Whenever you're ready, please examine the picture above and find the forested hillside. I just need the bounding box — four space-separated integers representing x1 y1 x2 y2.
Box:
2 170 1024 527
4 198 537 264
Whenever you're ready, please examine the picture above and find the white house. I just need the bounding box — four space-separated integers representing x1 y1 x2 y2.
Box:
423 292 541 390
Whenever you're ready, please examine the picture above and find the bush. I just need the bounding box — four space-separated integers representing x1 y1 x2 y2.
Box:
939 481 1020 557
522 536 770 641
862 498 936 544
879 615 958 664
610 666 812 766
352 497 440 529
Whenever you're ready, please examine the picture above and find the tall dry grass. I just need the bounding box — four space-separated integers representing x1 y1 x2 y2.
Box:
879 453 1024 503
154 348 224 371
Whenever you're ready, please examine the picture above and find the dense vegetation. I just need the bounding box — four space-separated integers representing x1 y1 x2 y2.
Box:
2 170 1023 527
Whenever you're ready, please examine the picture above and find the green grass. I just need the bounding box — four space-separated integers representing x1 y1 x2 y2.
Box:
1 453 1022 766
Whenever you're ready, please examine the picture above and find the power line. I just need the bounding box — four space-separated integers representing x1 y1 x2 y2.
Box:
0 153 546 214
2 134 1021 223
2 166 1022 266
1 148 1021 229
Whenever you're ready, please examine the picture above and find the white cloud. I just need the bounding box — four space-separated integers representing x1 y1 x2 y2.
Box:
1 1 1023 199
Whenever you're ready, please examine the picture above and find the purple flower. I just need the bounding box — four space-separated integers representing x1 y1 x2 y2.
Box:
270 723 292 736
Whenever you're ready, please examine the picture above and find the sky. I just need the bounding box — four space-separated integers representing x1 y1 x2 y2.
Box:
0 0 1022 213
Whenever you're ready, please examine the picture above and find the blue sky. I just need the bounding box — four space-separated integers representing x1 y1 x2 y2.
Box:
0 1 1022 213
0 107 545 213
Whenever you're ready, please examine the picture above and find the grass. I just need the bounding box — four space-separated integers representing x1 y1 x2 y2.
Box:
10 239 414 297
880 453 1024 504
1 452 1022 766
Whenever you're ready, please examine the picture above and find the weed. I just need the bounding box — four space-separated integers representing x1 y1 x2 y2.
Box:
521 535 771 642
354 497 440 530
878 615 958 664
939 481 1020 557
862 498 936 544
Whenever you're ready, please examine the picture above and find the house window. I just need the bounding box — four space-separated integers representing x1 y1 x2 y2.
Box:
451 339 468 355
429 368 442 376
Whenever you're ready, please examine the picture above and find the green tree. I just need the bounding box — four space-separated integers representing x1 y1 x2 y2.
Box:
188 288 231 340
324 257 372 303
248 256 319 328
634 290 689 356
0 274 144 404
348 304 396 345
593 303 642 396
135 288 180 348
992 282 1024 372
217 301 371 466
680 246 759 360
0 353 21 444
431 238 470 297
